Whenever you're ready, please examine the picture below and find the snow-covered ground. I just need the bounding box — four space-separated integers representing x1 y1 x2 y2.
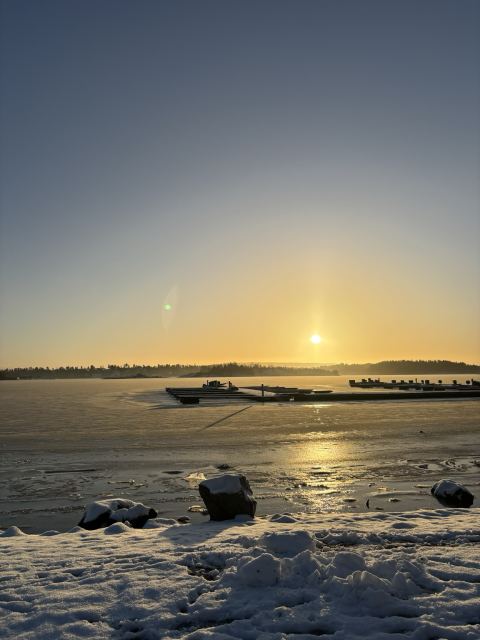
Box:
1 509 480 639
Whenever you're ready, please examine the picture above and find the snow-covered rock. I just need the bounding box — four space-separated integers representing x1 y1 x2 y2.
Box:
271 514 298 523
199 473 257 520
0 526 25 537
104 522 132 535
78 498 157 530
39 530 61 536
143 518 179 529
431 479 475 507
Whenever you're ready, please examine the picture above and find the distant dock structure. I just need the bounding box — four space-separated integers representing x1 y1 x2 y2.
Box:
165 380 480 405
165 381 333 404
348 378 479 391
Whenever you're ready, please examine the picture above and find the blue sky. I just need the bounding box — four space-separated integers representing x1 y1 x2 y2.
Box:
1 0 479 366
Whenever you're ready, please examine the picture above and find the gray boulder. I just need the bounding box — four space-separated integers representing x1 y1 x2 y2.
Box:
199 474 256 521
78 499 157 530
431 479 475 508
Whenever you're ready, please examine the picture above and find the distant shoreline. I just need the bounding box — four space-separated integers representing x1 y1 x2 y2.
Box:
1 359 479 380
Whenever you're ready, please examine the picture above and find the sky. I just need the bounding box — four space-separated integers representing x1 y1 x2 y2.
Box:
1 0 479 368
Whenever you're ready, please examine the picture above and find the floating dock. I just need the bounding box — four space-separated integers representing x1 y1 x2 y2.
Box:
165 386 260 404
255 390 480 402
165 384 480 405
349 378 478 391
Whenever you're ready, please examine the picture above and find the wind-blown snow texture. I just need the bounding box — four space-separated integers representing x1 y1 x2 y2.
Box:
1 509 480 639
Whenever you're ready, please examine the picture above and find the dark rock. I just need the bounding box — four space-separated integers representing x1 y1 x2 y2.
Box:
177 516 190 524
127 507 158 529
217 463 231 470
431 479 475 508
199 474 256 521
78 508 113 531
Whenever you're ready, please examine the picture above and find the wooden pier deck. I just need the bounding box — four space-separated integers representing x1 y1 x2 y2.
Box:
165 386 261 404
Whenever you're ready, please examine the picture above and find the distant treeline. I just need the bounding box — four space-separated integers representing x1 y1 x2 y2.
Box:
1 359 478 380
329 360 480 375
188 363 337 377
0 362 337 380
0 364 198 380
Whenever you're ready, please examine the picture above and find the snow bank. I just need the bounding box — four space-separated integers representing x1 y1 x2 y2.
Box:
1 508 480 639
258 530 316 555
237 553 282 586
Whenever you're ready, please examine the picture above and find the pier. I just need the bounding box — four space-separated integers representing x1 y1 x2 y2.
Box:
165 385 259 404
349 378 478 391
165 383 480 405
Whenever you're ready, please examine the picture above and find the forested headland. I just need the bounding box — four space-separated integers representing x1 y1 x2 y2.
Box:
330 360 480 375
1 359 479 380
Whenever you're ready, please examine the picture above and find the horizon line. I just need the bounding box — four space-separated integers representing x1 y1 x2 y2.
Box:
1 358 479 370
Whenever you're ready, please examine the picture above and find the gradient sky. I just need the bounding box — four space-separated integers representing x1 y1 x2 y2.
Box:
1 0 479 368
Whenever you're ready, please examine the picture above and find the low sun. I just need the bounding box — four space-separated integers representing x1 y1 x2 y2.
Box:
310 334 321 344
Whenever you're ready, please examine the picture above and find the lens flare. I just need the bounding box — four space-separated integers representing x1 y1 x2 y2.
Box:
311 334 321 344
165 304 171 310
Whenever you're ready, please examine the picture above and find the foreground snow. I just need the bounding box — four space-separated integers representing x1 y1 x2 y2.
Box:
1 509 480 639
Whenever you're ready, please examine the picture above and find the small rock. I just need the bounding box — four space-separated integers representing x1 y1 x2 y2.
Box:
188 505 209 514
217 463 231 470
431 479 475 507
177 516 190 524
143 518 178 529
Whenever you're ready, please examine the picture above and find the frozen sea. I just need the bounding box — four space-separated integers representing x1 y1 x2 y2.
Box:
1 375 479 533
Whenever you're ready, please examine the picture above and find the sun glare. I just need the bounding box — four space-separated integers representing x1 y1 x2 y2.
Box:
310 334 321 344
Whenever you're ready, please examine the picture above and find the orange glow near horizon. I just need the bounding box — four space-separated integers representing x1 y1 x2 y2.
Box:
2 268 478 369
